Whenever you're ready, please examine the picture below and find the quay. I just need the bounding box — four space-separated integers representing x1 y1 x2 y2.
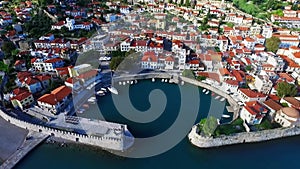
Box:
0 131 48 169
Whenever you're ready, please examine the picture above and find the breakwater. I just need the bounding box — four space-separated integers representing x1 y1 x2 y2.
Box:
188 125 300 148
0 109 134 152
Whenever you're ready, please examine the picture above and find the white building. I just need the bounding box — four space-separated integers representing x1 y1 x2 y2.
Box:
240 101 268 125
274 107 300 127
253 75 273 94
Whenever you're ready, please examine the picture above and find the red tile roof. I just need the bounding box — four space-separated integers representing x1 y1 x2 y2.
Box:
38 85 71 105
11 90 32 101
263 99 282 111
77 70 98 79
239 88 266 98
244 101 267 116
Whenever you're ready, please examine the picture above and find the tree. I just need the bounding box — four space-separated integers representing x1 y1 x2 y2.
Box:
276 81 297 98
182 69 194 78
1 41 16 58
202 116 218 137
110 57 124 70
266 36 281 53
245 65 252 72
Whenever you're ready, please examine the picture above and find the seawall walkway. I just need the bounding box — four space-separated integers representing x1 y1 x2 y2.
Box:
188 125 300 148
0 131 48 169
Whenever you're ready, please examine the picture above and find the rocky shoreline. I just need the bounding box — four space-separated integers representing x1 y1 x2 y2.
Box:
188 125 300 148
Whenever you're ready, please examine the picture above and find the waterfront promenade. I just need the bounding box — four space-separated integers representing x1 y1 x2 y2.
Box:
0 131 48 169
0 117 28 164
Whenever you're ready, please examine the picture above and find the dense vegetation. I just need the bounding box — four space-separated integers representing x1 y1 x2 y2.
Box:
265 36 281 53
276 81 298 98
24 10 53 38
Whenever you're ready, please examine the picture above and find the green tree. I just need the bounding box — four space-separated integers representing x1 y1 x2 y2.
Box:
182 69 194 78
110 57 124 70
226 22 234 28
245 65 252 72
266 36 281 53
276 81 298 98
202 116 218 137
1 41 16 58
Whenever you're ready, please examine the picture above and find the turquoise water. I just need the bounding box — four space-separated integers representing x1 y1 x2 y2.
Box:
15 80 300 169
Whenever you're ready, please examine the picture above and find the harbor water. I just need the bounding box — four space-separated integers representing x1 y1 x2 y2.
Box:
14 80 300 169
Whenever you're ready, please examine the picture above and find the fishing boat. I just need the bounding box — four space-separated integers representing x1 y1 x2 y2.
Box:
222 114 230 118
215 96 220 100
220 97 226 102
205 91 209 94
202 89 207 93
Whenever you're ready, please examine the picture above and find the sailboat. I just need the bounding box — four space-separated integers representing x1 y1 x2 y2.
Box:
107 71 119 95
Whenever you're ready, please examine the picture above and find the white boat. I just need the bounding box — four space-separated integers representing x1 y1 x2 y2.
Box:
202 89 207 93
127 81 130 84
108 86 119 95
101 88 107 92
222 114 230 118
161 79 164 82
77 108 85 114
123 82 126 85
152 78 155 82
96 90 105 96
165 79 168 83
135 80 138 84
130 81 134 84
205 91 209 94
215 96 221 100
88 96 96 101
220 97 226 102
119 82 122 85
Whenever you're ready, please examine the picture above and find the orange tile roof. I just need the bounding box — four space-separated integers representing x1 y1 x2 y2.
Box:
77 70 98 79
239 88 266 98
244 101 267 115
38 85 71 105
263 99 282 111
11 91 32 101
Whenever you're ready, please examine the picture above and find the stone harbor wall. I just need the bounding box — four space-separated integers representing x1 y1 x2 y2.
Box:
0 109 133 151
188 125 300 148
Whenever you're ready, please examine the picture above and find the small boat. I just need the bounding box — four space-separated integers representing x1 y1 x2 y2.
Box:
222 114 230 118
127 81 130 84
101 88 107 92
77 108 85 114
152 78 155 82
96 90 105 96
82 104 89 108
165 79 168 83
205 91 209 94
130 81 134 84
135 80 138 83
181 81 184 85
220 97 226 102
108 86 119 95
119 82 122 85
161 79 164 82
123 82 126 85
215 96 220 100
87 97 96 104
202 89 207 93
